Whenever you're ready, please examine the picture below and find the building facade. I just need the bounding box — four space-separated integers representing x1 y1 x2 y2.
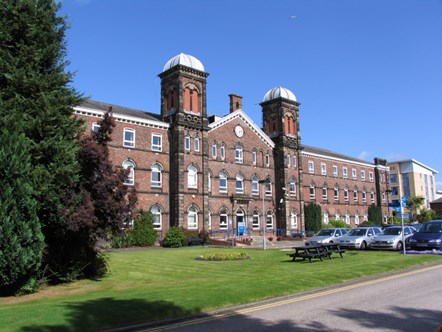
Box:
387 159 439 219
74 53 391 238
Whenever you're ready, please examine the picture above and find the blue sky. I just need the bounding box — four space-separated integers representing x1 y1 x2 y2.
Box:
59 0 442 191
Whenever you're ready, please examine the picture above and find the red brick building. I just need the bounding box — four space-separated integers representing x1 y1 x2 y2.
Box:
73 53 390 238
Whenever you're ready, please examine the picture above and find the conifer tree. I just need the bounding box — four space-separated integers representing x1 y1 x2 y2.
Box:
0 129 44 296
0 0 83 280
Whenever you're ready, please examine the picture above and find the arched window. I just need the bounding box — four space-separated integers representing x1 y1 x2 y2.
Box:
208 209 212 230
252 210 260 229
194 136 200 152
151 163 162 187
323 211 329 224
219 171 228 193
355 214 360 225
252 175 259 195
309 182 316 200
122 160 135 185
334 185 339 201
150 205 162 229
187 205 198 229
290 210 298 229
212 143 217 158
235 143 243 163
322 183 328 200
265 178 272 196
252 149 257 165
290 177 296 196
266 210 273 229
188 165 198 188
344 187 349 202
236 173 244 194
219 208 228 230
185 134 191 151
220 144 226 160
345 213 350 225
208 171 212 192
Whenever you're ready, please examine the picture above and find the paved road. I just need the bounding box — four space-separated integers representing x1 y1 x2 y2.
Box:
143 263 442 332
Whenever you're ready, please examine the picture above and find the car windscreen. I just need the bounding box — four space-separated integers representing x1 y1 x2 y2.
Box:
383 228 401 235
420 223 442 233
317 229 334 236
348 229 367 236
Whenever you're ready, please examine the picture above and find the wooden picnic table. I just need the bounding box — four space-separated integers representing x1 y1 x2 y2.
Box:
287 243 345 263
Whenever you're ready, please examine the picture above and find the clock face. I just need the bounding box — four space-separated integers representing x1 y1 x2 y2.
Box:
235 125 244 137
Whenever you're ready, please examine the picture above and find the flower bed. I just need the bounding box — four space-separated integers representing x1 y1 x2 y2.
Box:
195 252 250 261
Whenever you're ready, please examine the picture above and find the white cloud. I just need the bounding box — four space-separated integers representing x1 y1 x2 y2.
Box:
358 150 372 160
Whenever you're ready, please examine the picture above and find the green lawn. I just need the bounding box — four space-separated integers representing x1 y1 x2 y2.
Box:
1 247 441 332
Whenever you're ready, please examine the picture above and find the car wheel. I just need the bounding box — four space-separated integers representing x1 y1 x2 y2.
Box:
360 241 367 250
396 241 403 251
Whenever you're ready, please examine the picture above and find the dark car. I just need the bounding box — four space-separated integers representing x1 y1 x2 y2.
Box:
409 220 442 251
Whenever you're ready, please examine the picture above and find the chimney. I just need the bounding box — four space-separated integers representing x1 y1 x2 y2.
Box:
229 94 243 113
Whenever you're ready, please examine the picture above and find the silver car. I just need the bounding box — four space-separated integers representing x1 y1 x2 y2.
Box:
370 226 416 251
305 228 349 246
337 226 383 250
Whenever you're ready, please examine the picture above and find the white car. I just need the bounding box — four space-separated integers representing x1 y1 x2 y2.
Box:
305 228 349 246
370 226 416 251
337 226 383 250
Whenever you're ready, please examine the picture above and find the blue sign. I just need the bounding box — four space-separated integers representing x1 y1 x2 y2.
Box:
388 202 400 208
395 207 402 212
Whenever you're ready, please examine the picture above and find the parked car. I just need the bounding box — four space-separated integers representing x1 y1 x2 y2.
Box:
337 226 382 250
409 220 442 251
370 226 416 251
305 228 349 246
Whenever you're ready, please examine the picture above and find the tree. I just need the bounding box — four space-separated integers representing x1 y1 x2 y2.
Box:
0 129 44 296
0 0 84 280
304 203 322 234
49 111 137 279
406 196 425 221
368 204 382 225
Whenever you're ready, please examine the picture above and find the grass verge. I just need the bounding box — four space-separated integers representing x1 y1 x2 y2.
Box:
1 247 441 331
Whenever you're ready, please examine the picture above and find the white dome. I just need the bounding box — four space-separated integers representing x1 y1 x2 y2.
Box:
163 53 205 72
263 86 297 102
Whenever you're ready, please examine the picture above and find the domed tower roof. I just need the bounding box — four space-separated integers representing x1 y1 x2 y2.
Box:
163 53 205 72
262 86 297 102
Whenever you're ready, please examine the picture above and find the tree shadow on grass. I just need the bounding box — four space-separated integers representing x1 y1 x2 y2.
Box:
20 298 199 332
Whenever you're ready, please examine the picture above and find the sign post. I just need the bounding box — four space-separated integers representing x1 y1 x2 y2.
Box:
401 197 407 255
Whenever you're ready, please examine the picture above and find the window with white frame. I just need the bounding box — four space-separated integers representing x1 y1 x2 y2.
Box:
289 177 296 196
266 211 273 229
150 205 162 229
335 212 340 220
355 214 360 225
220 144 225 160
334 186 339 201
208 210 212 230
265 178 272 196
235 174 244 194
187 165 198 188
212 143 217 158
151 163 162 187
322 184 328 200
151 133 162 151
290 210 298 229
122 160 135 185
265 154 270 167
293 155 297 168
333 165 338 177
208 172 211 192
220 208 228 229
252 175 259 195
371 191 375 203
323 212 329 224
362 189 367 202
369 172 374 182
382 192 386 202
308 160 314 174
343 167 348 178
353 189 358 202
321 163 326 175
287 154 291 167
344 188 349 201
352 168 357 180
92 122 100 133
252 149 257 165
252 210 260 229
235 144 243 163
185 135 190 151
123 128 135 148
219 171 228 192
187 206 198 229
361 170 366 181
309 182 316 200
345 213 350 225
194 136 200 152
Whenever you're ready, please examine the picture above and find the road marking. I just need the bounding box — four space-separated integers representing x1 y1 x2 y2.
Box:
144 264 441 331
